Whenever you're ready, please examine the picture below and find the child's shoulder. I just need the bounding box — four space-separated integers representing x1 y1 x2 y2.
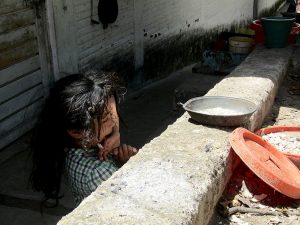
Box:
65 148 118 174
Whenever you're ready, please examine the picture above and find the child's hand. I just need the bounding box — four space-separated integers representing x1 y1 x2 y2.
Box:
112 144 138 167
98 126 120 161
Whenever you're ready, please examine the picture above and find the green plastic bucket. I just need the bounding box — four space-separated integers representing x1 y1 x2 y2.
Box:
261 17 295 48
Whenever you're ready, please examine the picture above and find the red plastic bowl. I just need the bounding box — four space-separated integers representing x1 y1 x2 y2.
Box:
250 20 300 44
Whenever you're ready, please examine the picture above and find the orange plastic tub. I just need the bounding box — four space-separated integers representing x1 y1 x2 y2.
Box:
256 126 300 168
230 127 300 199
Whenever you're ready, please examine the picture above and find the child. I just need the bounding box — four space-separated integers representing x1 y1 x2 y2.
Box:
30 71 138 205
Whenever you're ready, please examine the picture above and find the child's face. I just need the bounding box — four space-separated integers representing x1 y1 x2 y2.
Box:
94 97 119 147
68 96 120 151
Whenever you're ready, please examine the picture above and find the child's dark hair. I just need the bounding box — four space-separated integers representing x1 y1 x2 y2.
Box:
30 71 124 204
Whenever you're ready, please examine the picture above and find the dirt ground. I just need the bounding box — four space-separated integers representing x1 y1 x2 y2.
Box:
210 46 300 225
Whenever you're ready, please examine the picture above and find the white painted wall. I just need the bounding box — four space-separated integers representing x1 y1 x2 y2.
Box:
0 1 52 149
141 0 256 48
53 0 282 77
74 0 135 72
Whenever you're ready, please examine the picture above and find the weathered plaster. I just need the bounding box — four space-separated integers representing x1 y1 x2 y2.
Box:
67 0 283 87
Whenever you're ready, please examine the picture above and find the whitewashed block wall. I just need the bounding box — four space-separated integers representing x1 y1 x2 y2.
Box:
74 0 135 71
52 0 281 78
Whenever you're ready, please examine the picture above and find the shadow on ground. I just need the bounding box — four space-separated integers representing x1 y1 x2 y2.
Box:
120 64 224 148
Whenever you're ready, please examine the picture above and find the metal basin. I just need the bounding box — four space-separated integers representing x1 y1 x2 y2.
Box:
183 96 257 126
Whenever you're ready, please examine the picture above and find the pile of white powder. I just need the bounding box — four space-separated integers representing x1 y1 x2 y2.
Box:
262 132 300 155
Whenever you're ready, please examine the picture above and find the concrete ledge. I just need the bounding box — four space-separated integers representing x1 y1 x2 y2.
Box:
58 46 293 225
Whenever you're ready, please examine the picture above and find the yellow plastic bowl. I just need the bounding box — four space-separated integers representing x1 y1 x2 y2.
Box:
229 36 254 54
229 36 254 47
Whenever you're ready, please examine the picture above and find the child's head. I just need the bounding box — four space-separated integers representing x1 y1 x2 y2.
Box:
31 71 125 201
45 71 124 147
